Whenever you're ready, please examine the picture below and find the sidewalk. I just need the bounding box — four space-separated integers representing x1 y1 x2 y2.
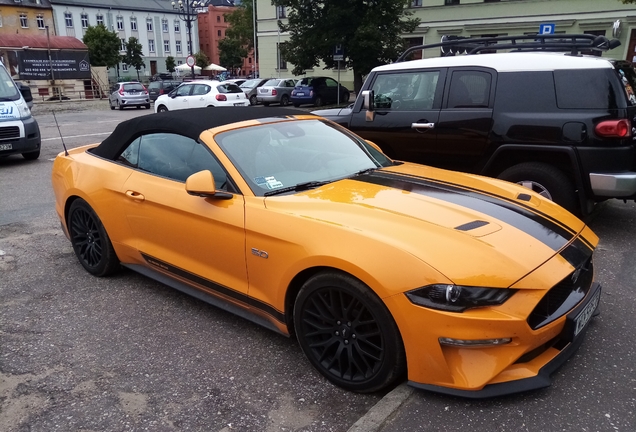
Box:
31 98 111 115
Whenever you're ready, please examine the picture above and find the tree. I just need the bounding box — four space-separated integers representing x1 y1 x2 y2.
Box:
165 56 176 73
273 0 420 92
219 37 248 72
122 37 145 81
82 24 121 68
194 50 210 69
224 3 255 51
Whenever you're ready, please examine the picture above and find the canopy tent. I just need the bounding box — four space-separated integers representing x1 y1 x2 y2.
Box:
175 63 201 74
203 63 227 71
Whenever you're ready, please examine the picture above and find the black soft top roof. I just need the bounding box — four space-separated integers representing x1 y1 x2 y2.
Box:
91 107 311 160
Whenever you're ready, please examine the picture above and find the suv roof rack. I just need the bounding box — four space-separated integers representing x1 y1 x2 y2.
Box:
397 34 621 62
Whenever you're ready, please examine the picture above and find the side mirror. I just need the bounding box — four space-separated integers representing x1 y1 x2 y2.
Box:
361 90 375 122
18 83 33 104
185 170 232 199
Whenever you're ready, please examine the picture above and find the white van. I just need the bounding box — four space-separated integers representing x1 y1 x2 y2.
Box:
0 62 41 160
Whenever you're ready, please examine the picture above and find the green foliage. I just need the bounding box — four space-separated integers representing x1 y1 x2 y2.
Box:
165 56 176 73
122 37 145 80
219 38 248 70
272 0 420 92
194 51 210 69
224 3 255 50
82 24 121 68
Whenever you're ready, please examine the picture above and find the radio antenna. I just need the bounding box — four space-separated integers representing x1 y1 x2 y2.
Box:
52 111 68 156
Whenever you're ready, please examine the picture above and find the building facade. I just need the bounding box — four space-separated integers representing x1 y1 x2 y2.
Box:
50 0 200 82
256 0 636 90
0 0 55 36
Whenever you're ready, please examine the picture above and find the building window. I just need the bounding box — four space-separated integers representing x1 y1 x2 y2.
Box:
121 38 127 51
96 14 104 26
37 15 45 29
122 63 129 72
276 6 286 19
149 40 155 53
277 43 287 70
216 15 220 22
162 19 169 32
187 40 192 54
411 0 422 6
20 14 28 28
176 40 182 53
217 30 221 37
64 12 73 28
81 13 89 29
164 40 170 52
117 16 124 31
146 18 153 32
174 20 180 33
130 17 137 31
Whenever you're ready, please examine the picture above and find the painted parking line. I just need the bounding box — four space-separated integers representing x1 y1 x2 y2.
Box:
42 132 112 142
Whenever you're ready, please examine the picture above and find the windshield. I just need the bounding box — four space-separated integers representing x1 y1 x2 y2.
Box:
215 119 391 196
264 79 281 86
240 79 261 89
0 66 20 101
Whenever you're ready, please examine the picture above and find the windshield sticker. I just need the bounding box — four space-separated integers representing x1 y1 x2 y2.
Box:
255 176 283 189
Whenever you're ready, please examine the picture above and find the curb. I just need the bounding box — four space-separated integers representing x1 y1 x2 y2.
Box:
347 383 414 432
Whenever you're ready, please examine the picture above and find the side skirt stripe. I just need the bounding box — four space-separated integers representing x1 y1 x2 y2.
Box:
140 252 286 324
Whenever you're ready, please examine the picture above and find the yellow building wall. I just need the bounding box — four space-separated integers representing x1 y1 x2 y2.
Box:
0 6 55 36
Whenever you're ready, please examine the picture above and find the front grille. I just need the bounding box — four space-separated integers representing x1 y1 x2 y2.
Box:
527 257 594 330
0 126 20 141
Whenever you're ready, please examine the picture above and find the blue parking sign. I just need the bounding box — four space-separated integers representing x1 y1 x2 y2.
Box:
540 23 555 35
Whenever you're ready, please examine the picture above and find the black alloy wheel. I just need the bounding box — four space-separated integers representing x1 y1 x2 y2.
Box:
280 95 289 106
68 199 120 277
294 271 406 393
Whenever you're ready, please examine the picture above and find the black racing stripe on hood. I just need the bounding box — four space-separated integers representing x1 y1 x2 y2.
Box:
560 238 594 269
355 171 572 251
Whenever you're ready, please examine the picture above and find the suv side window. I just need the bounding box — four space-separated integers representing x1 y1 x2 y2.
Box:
371 71 440 111
118 133 229 188
447 71 491 108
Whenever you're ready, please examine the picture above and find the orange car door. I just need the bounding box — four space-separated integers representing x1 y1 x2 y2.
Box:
118 133 248 295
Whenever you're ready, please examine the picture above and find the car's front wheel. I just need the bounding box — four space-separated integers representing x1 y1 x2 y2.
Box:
68 199 120 277
280 95 289 106
156 105 169 113
498 162 578 213
250 95 257 106
22 150 40 160
314 96 323 107
294 271 406 393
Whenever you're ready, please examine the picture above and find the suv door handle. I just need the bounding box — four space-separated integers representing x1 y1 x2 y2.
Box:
411 122 435 130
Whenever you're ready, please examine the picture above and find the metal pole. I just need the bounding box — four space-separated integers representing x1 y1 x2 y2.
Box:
337 61 340 105
252 0 257 78
187 2 194 78
277 27 280 78
45 26 56 96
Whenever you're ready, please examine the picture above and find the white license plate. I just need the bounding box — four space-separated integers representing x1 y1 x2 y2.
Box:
0 143 12 151
573 287 600 337
296 92 305 96
234 102 244 106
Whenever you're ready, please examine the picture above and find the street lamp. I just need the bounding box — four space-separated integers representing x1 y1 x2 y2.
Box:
172 0 202 78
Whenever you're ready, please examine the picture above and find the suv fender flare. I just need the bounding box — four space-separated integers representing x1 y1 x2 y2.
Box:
483 144 589 211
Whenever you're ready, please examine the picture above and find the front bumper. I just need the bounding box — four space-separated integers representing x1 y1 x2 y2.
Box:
410 282 601 398
0 117 41 157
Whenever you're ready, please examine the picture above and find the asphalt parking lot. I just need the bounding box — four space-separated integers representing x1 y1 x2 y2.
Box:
1 101 635 431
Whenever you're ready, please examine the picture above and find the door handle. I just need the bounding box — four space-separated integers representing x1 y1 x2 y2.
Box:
125 190 145 201
411 122 435 130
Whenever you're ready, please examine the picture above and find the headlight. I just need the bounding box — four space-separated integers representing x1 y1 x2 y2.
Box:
405 284 517 312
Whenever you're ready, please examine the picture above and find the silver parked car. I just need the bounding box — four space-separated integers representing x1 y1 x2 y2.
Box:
256 78 298 106
109 82 151 110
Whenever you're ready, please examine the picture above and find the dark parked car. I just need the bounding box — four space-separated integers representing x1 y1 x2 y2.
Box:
147 80 182 102
239 78 270 105
314 34 636 216
291 77 350 107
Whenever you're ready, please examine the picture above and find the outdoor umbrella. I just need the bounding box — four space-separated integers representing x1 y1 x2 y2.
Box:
203 63 227 72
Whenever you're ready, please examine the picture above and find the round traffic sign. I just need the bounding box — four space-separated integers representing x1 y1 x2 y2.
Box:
186 55 195 67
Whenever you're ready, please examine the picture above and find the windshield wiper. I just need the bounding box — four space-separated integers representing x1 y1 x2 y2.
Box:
264 180 331 196
353 167 379 177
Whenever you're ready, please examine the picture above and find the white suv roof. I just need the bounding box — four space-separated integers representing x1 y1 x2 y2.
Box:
374 52 615 74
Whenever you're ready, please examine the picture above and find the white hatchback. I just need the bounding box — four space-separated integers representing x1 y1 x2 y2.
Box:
154 80 249 112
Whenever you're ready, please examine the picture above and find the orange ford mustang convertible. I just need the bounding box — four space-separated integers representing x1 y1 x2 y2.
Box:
52 108 601 397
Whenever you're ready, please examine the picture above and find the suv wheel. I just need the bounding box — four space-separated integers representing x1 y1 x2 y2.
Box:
498 162 577 213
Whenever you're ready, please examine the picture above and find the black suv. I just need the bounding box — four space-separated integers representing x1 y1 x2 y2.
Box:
315 35 636 216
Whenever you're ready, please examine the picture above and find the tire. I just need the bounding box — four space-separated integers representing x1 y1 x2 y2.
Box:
294 271 406 393
136 105 141 109
118 101 124 111
145 104 151 109
314 96 323 107
342 92 350 103
263 102 270 107
498 162 578 213
250 95 257 106
280 95 289 106
293 103 301 108
67 199 120 277
109 100 115 110
22 150 40 160
157 105 169 113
